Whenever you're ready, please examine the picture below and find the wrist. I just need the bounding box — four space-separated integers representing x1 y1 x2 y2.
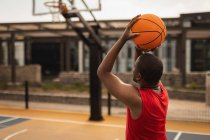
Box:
135 47 143 53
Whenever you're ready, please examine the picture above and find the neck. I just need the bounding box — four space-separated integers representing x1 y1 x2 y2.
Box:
140 82 159 90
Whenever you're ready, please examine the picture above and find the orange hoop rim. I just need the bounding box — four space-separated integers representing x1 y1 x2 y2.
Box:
44 1 66 9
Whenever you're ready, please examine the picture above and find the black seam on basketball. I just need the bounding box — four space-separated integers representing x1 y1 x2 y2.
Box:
159 27 166 46
140 18 164 32
159 27 165 46
132 30 163 46
160 27 165 39
138 30 163 46
132 18 166 46
132 31 161 34
137 18 167 45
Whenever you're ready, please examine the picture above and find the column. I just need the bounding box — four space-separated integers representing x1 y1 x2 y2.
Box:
78 41 84 73
186 39 191 74
24 37 31 65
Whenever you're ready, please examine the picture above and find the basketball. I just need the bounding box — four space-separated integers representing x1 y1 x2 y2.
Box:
131 14 167 50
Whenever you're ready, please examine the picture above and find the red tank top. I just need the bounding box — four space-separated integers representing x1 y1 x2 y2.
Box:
126 82 168 140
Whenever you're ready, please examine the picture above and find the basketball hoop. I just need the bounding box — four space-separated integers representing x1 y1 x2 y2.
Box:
44 1 69 22
44 1 68 13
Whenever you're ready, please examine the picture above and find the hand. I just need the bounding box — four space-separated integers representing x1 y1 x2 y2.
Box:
120 14 141 42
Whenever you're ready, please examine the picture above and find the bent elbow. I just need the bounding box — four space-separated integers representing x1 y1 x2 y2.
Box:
97 67 103 79
97 66 109 80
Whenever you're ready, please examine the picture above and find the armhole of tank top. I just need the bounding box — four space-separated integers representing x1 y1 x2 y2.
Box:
133 86 141 98
131 86 144 121
158 81 164 94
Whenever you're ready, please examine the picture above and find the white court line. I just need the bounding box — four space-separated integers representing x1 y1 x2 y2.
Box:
33 117 126 128
1 114 210 137
0 117 18 124
167 129 210 136
3 129 28 140
0 114 125 129
173 132 182 140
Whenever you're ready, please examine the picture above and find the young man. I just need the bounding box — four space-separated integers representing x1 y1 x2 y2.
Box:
97 15 168 140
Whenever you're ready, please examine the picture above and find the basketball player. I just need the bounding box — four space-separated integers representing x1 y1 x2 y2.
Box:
97 15 168 140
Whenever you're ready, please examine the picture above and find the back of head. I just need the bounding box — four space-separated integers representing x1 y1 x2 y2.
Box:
137 53 163 86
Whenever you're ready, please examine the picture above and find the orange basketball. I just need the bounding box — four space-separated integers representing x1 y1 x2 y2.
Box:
131 14 167 50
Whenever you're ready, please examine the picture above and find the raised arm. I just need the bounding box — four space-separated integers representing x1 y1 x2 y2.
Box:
97 15 141 107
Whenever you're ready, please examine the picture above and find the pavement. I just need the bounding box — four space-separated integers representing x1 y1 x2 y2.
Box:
1 106 210 140
1 89 210 140
0 97 210 122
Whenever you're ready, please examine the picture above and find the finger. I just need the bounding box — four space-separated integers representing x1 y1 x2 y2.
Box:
128 14 141 28
135 46 145 51
129 32 140 39
132 14 141 21
130 17 140 26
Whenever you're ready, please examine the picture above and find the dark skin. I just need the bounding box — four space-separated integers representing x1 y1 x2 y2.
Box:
97 15 157 119
133 49 161 91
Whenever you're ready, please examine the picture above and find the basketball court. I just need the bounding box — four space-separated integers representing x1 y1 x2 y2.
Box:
1 0 210 140
0 105 210 140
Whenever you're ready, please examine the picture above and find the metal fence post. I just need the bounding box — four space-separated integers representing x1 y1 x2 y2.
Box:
108 92 111 115
25 81 29 109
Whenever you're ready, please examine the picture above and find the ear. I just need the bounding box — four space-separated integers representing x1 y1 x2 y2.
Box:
135 73 141 82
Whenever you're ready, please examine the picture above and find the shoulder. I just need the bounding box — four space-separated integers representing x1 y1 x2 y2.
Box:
127 85 143 120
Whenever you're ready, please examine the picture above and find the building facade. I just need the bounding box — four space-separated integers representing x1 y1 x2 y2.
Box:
0 12 210 81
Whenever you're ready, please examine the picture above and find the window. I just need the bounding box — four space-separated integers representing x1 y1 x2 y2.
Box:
158 39 176 72
191 39 210 71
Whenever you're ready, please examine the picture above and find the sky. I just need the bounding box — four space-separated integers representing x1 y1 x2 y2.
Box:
0 0 210 23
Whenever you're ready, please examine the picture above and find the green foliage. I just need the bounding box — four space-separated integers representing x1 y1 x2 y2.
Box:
0 82 25 91
185 83 204 90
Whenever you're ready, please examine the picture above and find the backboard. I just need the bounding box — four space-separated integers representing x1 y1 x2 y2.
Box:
32 0 101 15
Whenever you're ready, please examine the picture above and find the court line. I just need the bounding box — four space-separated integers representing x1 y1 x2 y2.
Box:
33 118 126 128
167 129 210 136
1 114 210 136
0 114 125 128
0 117 18 124
3 129 28 140
173 132 182 140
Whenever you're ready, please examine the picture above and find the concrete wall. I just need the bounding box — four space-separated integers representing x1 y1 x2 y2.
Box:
59 71 89 84
0 65 41 83
59 71 206 88
58 71 206 102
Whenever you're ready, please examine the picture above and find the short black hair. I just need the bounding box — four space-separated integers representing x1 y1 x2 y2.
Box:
137 53 163 85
